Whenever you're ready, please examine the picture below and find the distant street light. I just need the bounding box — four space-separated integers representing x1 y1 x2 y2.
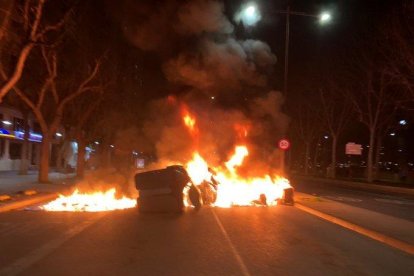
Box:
399 119 407 125
2 120 12 125
390 132 396 136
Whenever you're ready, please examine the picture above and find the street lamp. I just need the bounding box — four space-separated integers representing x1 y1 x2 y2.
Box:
238 4 332 98
236 3 261 26
238 4 331 175
319 12 332 24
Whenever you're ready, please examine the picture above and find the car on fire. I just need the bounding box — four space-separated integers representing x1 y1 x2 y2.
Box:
134 165 218 212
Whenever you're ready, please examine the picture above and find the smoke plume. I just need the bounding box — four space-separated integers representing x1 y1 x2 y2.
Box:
121 0 289 175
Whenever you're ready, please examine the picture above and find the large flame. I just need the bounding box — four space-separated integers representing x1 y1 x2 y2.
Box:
186 152 212 185
182 106 198 136
185 145 291 208
40 188 136 212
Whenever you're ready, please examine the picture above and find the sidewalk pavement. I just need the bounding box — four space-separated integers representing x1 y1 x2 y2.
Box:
295 192 414 253
0 171 76 212
292 175 414 197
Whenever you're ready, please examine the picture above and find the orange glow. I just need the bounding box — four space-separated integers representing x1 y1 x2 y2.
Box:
234 124 249 138
183 114 196 131
40 189 136 212
181 105 198 137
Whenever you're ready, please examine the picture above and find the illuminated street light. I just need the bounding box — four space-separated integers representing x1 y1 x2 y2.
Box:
236 3 261 26
56 133 63 137
2 120 12 125
95 141 100 145
399 119 407 125
319 12 331 24
236 4 332 98
324 135 329 139
390 132 396 136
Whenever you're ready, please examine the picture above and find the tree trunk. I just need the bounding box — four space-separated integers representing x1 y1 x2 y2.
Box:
304 142 310 175
312 139 320 175
374 136 382 180
76 133 86 179
367 128 375 183
19 111 30 175
39 132 51 183
330 134 337 178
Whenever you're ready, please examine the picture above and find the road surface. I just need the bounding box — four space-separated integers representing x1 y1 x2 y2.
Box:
0 204 413 275
292 178 414 221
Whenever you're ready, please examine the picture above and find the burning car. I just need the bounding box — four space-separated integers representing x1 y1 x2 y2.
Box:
135 165 215 212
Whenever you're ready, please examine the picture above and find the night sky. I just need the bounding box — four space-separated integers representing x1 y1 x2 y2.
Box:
86 0 411 164
88 0 404 103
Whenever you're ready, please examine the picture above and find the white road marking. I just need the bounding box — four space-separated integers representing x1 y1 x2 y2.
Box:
323 196 362 202
374 198 414 205
0 213 106 276
211 208 251 276
295 203 414 255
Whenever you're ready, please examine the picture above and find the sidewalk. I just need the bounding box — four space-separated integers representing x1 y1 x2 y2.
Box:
292 175 414 197
295 192 414 249
0 170 76 212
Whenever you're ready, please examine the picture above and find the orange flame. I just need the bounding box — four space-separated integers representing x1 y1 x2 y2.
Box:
225 146 248 174
184 145 291 208
40 189 136 212
183 114 196 131
186 152 212 185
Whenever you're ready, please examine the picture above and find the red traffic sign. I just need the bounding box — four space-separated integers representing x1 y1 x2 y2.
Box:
278 139 290 150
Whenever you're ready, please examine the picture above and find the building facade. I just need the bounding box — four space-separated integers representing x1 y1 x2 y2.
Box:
0 105 43 171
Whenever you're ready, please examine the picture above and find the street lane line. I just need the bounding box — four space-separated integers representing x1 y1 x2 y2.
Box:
0 213 106 276
295 203 414 255
211 209 251 276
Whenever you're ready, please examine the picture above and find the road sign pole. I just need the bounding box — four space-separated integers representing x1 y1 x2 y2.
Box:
281 150 286 175
278 139 290 176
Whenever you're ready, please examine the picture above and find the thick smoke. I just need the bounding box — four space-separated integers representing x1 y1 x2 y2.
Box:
122 0 289 175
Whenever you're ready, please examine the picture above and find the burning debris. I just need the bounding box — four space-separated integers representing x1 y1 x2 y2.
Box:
40 189 136 212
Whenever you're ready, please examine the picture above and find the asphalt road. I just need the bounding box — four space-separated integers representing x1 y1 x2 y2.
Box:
0 205 413 275
292 179 414 222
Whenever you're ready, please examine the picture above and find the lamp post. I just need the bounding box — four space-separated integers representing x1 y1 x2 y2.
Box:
238 4 331 175
238 4 331 97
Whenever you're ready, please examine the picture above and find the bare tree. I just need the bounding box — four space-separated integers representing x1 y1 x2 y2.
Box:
10 46 103 183
348 66 398 182
319 82 352 178
0 0 71 102
291 97 323 175
383 3 414 97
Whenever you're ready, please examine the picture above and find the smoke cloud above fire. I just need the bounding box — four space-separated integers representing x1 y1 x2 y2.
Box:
121 0 289 175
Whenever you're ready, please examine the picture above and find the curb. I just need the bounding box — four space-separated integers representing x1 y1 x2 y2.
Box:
0 193 58 213
293 176 414 197
295 202 414 255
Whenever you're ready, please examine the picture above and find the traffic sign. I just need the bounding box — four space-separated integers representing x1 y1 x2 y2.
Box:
345 142 362 155
278 139 290 150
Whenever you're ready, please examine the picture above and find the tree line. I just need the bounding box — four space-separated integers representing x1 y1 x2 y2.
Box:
289 3 414 183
